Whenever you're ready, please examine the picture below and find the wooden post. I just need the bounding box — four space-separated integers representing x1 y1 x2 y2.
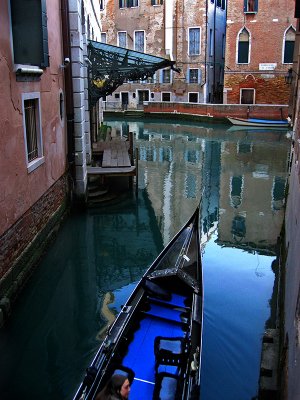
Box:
135 147 139 197
129 132 134 165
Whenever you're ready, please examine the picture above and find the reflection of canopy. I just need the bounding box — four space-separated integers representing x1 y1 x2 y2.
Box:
87 40 180 105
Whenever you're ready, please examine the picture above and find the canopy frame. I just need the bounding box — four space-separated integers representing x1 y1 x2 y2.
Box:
87 40 180 105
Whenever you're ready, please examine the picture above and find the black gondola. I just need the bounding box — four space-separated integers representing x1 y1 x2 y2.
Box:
73 206 203 400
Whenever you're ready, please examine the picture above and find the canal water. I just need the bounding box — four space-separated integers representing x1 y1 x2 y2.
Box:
0 119 291 400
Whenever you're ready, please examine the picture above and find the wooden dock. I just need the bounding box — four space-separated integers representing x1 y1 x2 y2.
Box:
88 135 137 180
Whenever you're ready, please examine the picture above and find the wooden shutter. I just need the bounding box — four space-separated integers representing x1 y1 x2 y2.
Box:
295 0 300 18
41 0 49 67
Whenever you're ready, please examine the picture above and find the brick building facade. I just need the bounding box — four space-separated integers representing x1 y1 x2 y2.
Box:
224 0 297 106
99 0 226 107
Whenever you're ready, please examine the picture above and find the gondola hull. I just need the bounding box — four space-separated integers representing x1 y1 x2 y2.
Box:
73 207 203 400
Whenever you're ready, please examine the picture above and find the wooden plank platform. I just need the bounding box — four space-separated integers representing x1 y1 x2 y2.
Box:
87 166 136 177
92 140 130 152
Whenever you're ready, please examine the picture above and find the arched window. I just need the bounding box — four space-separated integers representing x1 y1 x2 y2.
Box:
230 176 244 208
237 28 250 64
283 27 296 64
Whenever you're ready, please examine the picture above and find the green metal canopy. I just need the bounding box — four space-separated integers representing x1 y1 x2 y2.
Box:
87 40 180 105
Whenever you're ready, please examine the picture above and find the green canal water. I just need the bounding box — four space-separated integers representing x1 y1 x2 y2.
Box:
0 119 291 400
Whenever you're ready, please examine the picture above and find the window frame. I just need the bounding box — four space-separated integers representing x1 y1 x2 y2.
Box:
237 28 250 64
161 92 171 102
134 30 145 52
240 88 255 104
188 92 199 103
188 68 200 84
118 31 127 48
283 26 296 64
22 92 44 173
188 27 201 56
10 0 49 68
162 69 172 84
243 0 258 13
101 32 107 44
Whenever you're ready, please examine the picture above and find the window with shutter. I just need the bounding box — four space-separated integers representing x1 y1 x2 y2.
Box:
118 32 127 48
134 31 145 52
10 0 49 68
188 28 201 56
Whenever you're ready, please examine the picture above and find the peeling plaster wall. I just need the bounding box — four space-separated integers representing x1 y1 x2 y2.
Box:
0 0 67 237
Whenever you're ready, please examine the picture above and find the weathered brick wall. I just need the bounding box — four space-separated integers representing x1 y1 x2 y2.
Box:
0 174 70 318
143 102 289 120
225 74 291 105
224 0 297 105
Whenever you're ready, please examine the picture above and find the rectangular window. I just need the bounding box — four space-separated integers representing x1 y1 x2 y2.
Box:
101 32 107 44
217 0 221 7
118 32 127 48
134 31 145 52
189 69 199 83
147 74 155 83
162 69 171 83
188 28 200 56
151 0 163 4
10 0 49 67
188 92 199 103
284 41 295 63
209 29 214 57
162 92 171 102
22 93 44 172
129 0 139 6
244 0 258 13
119 0 126 7
238 41 249 63
221 0 226 10
100 0 105 10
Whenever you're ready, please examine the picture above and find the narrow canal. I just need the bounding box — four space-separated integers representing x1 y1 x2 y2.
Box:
0 119 290 400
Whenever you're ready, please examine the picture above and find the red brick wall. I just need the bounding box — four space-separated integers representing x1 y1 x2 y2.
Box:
225 74 291 104
0 174 70 292
224 0 297 104
144 102 289 120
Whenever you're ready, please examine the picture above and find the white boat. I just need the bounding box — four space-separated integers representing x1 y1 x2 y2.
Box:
227 117 290 128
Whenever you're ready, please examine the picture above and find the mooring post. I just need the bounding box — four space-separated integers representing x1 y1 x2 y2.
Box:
135 147 139 197
129 132 134 165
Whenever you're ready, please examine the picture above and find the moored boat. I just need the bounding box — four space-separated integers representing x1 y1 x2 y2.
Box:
73 207 203 400
227 116 290 128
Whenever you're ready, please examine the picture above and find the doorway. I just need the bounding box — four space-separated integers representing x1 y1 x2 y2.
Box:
240 89 255 104
121 92 129 110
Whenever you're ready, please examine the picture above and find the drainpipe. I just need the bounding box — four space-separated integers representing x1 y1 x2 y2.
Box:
60 0 75 173
213 0 216 102
203 0 208 103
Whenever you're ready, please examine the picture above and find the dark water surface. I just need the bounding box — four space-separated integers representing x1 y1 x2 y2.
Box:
0 120 290 400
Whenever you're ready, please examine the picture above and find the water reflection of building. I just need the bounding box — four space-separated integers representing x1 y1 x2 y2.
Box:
218 139 289 254
105 118 290 255
91 193 163 291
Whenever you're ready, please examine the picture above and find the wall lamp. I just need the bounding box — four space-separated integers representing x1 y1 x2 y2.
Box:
285 68 299 84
